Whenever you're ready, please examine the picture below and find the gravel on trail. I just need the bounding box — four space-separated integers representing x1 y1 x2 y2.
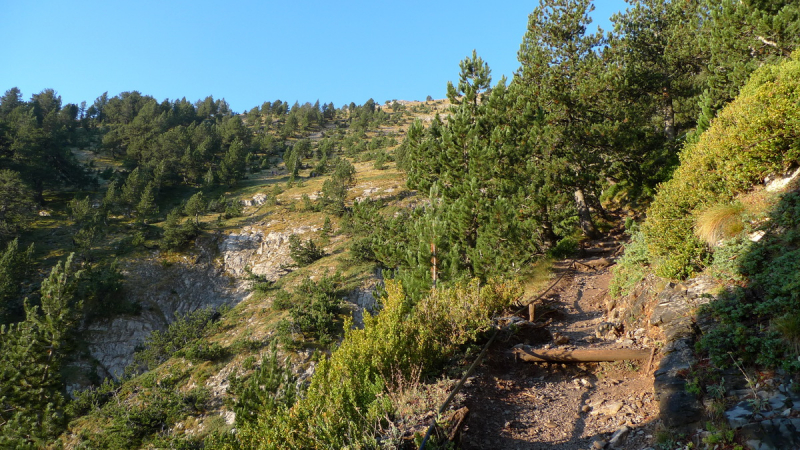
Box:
457 240 661 450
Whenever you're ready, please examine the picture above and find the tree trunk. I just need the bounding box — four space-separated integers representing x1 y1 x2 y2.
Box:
663 86 676 141
541 219 559 246
34 180 45 206
574 189 599 239
586 192 610 221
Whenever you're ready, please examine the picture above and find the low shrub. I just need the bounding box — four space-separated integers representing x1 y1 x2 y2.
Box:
288 234 324 267
697 190 800 371
178 341 229 362
548 236 578 259
225 278 522 448
128 307 220 374
271 289 292 311
609 230 651 298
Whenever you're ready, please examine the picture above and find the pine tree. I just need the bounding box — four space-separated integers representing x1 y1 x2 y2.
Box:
203 167 215 187
120 167 145 217
0 169 35 243
320 159 356 216
698 0 800 128
218 138 247 186
0 255 80 447
514 0 610 238
136 181 158 223
283 145 301 181
609 0 706 139
0 239 34 325
184 191 206 225
398 52 548 286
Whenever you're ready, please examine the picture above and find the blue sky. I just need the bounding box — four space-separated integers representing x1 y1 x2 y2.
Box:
0 0 629 113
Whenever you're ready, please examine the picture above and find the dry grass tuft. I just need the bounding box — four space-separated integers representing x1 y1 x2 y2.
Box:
695 202 746 245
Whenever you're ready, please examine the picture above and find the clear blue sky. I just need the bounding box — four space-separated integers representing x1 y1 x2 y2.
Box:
0 0 629 113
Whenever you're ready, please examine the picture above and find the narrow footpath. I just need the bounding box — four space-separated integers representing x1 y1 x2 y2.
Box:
457 237 661 450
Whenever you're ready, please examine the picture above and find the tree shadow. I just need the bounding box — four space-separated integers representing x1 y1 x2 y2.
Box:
696 181 800 371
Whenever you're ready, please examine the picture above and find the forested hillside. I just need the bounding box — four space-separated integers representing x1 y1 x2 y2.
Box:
2 0 800 448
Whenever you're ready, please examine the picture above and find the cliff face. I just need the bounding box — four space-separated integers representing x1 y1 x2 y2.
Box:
83 222 327 380
87 253 248 379
219 223 319 280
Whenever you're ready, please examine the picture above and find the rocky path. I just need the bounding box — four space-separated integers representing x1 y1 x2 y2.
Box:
457 238 661 450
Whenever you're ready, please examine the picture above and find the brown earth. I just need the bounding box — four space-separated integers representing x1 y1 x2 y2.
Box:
456 239 662 450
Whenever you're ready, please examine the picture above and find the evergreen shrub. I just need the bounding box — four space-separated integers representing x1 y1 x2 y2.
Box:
288 234 324 266
226 278 521 448
641 52 800 279
609 230 651 298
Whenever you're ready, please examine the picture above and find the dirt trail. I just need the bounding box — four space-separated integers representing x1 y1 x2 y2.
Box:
457 238 661 450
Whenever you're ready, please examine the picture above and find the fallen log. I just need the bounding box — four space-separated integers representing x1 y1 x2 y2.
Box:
512 344 651 363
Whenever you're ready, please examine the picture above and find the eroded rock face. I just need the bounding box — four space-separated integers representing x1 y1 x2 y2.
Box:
649 277 720 431
87 255 248 379
220 225 318 280
346 269 384 328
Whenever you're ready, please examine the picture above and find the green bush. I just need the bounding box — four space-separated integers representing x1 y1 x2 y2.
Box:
279 274 346 344
697 190 800 371
609 230 651 298
548 236 578 259
271 289 293 310
641 52 800 279
66 379 120 419
288 234 324 266
227 343 296 427
178 341 229 362
224 202 242 219
349 237 377 263
161 208 202 251
128 307 219 373
224 278 521 449
76 383 204 449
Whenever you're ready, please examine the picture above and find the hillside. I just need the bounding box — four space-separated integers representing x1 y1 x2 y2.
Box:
3 1 800 449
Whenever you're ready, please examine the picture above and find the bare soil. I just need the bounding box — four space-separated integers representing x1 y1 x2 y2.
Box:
457 239 661 449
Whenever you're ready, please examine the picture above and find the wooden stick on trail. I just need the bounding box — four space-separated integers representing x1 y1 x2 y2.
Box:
512 344 651 363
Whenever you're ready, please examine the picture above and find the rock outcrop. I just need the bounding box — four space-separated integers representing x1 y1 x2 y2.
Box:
87 252 248 379
220 224 318 280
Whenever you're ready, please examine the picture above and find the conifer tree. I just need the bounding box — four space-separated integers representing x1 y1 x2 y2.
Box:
218 138 247 186
0 170 35 243
697 0 800 131
120 167 145 217
185 191 206 225
136 181 159 223
320 159 356 216
0 239 34 325
399 52 547 286
0 255 80 447
514 0 608 237
609 0 706 140
283 146 300 181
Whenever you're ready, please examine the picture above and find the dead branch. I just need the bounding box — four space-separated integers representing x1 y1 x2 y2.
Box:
512 344 651 363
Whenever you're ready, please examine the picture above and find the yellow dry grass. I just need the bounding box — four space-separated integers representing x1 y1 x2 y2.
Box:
694 185 781 245
695 202 746 245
